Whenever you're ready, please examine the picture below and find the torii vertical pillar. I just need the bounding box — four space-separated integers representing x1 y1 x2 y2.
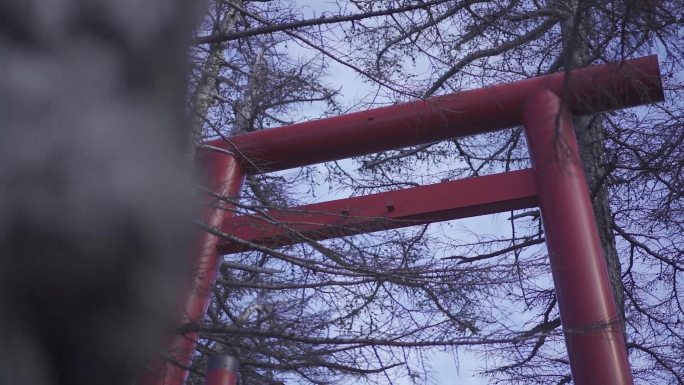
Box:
139 149 245 385
205 355 239 385
524 89 632 385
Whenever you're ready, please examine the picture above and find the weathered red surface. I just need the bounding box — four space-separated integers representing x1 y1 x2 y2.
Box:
218 169 538 254
524 89 633 385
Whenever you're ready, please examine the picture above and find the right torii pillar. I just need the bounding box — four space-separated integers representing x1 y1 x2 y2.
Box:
524 89 632 384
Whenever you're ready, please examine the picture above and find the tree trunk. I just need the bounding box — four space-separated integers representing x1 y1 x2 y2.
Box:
190 0 242 153
558 0 625 329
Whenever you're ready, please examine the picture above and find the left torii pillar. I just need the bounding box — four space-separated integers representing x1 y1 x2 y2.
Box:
138 148 245 385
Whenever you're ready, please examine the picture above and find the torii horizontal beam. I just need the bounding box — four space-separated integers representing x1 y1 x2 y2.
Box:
207 55 662 173
218 169 537 254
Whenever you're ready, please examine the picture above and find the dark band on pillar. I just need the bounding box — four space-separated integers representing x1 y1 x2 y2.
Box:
208 355 239 372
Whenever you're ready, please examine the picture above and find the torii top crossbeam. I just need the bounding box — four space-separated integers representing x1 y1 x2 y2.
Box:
207 55 662 173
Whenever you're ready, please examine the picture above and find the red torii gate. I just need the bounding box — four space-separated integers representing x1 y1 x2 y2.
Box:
140 55 663 385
